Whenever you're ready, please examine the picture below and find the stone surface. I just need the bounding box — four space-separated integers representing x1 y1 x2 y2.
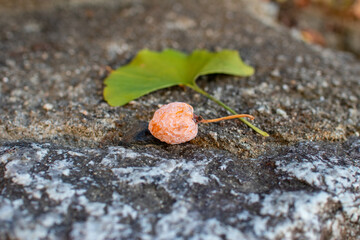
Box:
0 139 359 239
0 0 359 155
0 0 360 239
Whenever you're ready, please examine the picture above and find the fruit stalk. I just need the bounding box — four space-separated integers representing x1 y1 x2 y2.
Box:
199 114 254 123
187 83 269 137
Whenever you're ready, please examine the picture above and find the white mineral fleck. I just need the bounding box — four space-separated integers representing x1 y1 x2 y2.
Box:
276 108 288 118
43 103 54 111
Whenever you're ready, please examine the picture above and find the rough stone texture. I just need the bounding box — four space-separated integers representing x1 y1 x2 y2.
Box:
0 0 359 154
0 0 359 239
1 139 359 239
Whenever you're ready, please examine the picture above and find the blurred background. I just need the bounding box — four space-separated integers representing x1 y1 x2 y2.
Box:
1 0 359 58
274 0 360 58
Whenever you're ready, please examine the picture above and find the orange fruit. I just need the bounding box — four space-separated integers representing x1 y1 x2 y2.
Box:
148 102 198 144
149 102 255 144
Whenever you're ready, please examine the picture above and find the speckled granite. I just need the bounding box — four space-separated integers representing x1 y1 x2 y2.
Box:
0 0 359 239
0 139 359 239
0 0 359 154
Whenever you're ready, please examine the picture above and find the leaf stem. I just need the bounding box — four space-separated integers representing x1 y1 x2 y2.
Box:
187 83 269 137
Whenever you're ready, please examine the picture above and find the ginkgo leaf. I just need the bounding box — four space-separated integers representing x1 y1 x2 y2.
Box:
103 49 254 107
103 49 269 137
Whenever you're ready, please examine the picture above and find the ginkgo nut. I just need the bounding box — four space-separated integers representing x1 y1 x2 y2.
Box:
148 102 254 144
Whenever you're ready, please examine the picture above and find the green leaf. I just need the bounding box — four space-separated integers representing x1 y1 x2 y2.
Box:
103 49 254 106
103 49 269 137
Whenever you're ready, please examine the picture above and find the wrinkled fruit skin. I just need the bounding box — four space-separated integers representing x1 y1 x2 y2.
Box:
149 102 198 144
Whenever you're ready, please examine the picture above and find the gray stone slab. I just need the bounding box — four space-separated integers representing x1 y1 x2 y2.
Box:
0 0 359 239
0 0 359 155
0 139 359 239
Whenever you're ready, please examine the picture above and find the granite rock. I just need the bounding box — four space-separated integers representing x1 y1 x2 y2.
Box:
0 139 359 239
0 0 360 239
